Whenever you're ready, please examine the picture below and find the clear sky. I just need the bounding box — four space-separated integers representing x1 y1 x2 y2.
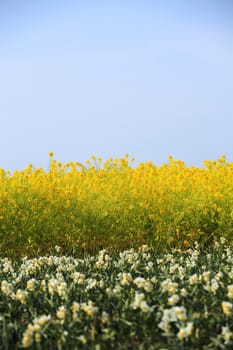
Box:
0 0 233 171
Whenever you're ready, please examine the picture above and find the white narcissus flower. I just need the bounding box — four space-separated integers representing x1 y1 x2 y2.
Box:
56 306 66 320
222 301 233 316
221 326 233 344
167 294 180 306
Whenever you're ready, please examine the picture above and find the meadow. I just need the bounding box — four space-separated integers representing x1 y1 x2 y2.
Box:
1 154 233 349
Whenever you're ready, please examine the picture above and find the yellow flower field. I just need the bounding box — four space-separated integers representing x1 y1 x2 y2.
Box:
0 153 233 257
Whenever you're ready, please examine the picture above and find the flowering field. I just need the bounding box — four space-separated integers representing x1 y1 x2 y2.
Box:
1 154 233 348
0 153 233 257
1 240 233 349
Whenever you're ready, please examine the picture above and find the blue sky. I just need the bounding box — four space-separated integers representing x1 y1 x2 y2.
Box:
0 0 233 170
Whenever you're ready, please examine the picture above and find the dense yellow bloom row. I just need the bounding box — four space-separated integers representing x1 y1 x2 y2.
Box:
0 153 233 256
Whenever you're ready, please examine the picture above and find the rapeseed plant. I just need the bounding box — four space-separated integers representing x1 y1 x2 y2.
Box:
0 154 233 256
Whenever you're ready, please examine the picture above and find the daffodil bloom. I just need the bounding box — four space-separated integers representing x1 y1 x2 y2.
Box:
222 301 233 316
167 294 180 306
221 326 233 344
15 289 28 304
177 322 193 340
56 306 66 320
